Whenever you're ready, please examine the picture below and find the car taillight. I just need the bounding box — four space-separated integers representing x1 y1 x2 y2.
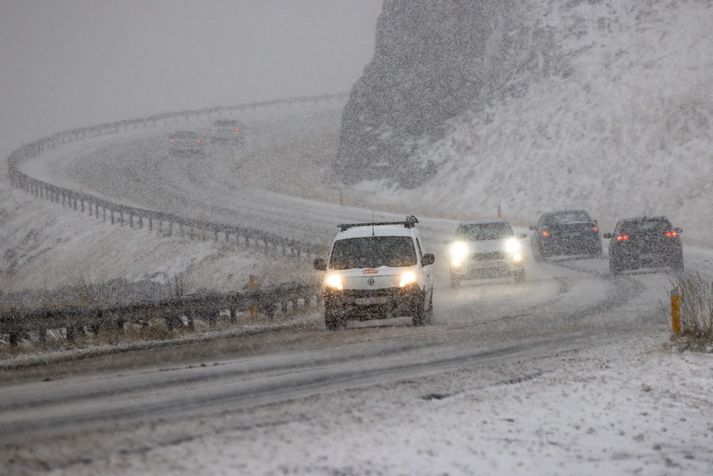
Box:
170 139 175 143
234 127 241 133
616 234 630 242
664 231 678 238
195 138 203 144
592 226 599 233
542 230 550 238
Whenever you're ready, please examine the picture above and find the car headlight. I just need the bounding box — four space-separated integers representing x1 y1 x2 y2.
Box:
449 241 469 267
399 271 418 288
324 273 343 291
504 237 521 255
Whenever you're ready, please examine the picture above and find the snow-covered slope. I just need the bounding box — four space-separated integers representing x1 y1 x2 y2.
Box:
357 0 713 243
0 183 311 294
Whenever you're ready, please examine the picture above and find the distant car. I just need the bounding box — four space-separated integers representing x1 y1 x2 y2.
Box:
448 220 526 287
530 210 602 261
210 119 244 144
169 131 205 156
604 216 684 275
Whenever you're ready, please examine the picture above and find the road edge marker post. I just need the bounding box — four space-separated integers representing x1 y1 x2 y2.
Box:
671 286 682 337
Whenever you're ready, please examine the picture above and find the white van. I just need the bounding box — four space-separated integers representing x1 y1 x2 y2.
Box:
314 216 435 330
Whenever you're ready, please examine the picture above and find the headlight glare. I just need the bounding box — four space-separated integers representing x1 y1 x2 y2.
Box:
449 241 469 267
504 237 521 255
324 273 343 290
399 271 418 288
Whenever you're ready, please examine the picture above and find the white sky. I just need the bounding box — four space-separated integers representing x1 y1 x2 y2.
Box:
0 0 382 153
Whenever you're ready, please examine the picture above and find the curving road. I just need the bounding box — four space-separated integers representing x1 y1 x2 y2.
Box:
4 104 706 474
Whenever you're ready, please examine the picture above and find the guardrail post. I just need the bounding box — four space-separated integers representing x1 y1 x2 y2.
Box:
229 306 237 324
671 287 682 336
187 307 195 331
9 332 19 347
249 275 258 319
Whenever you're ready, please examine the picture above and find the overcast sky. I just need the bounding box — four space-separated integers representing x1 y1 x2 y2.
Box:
0 0 382 153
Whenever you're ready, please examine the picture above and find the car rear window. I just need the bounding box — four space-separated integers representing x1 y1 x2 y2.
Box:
550 211 591 224
620 219 672 233
457 222 513 240
329 236 417 270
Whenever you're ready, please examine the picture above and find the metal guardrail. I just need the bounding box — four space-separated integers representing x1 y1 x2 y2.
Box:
6 92 348 257
2 94 348 346
0 282 321 346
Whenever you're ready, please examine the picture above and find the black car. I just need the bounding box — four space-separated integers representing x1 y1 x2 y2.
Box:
604 216 684 275
530 210 602 261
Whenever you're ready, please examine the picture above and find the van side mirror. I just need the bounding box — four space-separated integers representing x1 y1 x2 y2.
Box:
603 233 613 239
422 253 435 266
313 258 327 271
528 225 536 231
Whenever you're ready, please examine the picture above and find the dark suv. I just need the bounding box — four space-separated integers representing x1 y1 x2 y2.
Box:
604 216 684 275
530 210 602 261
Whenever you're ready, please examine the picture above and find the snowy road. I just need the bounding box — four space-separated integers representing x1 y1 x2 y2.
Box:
0 257 677 473
5 108 712 474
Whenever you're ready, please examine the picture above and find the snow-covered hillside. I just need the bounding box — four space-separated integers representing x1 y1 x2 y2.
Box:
355 0 713 243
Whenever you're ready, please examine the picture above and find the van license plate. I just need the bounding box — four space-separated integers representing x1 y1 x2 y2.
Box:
356 297 388 305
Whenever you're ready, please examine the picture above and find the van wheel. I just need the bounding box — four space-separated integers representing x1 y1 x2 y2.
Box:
412 293 428 326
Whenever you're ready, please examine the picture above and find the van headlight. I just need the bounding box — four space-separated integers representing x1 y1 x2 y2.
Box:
324 273 343 291
449 241 469 268
399 271 418 288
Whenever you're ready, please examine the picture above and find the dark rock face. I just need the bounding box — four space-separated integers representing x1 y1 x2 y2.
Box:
336 0 546 187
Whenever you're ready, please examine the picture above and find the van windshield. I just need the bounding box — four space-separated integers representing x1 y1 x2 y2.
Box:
329 236 417 270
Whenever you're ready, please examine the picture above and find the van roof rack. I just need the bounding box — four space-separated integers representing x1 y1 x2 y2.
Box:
338 215 419 232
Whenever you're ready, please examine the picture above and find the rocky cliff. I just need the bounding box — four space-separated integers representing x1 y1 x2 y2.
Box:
341 0 713 244
336 0 556 186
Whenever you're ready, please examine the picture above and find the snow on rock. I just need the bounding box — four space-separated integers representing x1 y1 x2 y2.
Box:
347 0 713 244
